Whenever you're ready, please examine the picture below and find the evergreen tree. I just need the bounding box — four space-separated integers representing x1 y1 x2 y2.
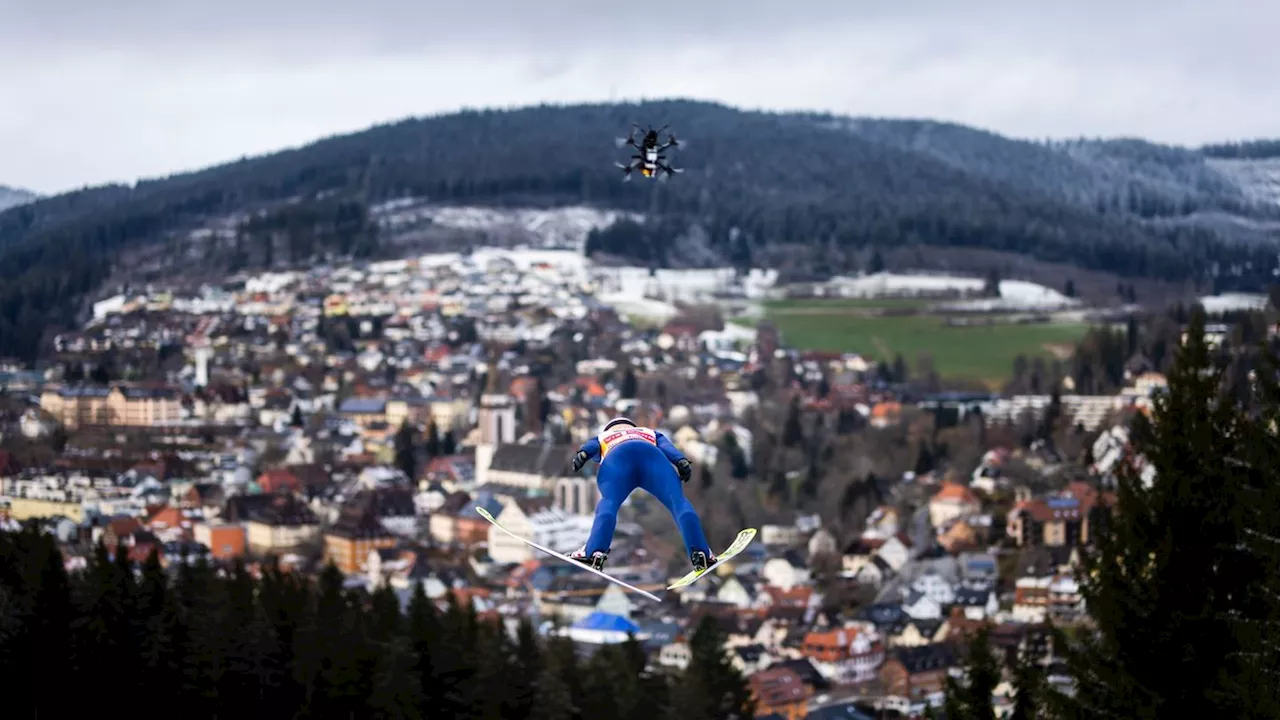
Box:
395 421 419 481
425 419 442 458
406 581 445 709
621 367 638 398
70 541 139 700
672 616 755 719
1009 645 1046 720
0 519 767 718
944 626 1000 720
1050 309 1264 718
291 404 304 427
502 618 542 717
1224 344 1280 717
782 396 804 447
532 637 578 720
174 556 229 713
136 548 184 707
257 556 309 710
220 559 283 715
892 353 908 383
442 430 457 456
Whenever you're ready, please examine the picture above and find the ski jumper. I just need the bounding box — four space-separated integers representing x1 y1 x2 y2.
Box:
577 426 711 557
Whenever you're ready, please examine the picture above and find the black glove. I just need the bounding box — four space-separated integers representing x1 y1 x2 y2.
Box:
675 458 692 483
571 450 590 473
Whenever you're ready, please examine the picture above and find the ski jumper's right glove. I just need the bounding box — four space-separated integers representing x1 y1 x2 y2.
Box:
675 458 692 483
571 450 590 472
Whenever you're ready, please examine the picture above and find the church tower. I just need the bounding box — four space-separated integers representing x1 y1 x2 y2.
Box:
474 354 516 486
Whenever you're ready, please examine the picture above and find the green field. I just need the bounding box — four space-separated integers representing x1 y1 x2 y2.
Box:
753 299 1088 386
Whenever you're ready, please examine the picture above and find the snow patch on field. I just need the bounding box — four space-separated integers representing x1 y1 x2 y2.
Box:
1198 293 1269 313
824 272 1079 310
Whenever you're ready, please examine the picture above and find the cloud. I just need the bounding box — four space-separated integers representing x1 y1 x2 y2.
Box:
3 1 1277 194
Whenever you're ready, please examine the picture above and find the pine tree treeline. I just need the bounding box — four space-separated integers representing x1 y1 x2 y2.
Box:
944 307 1280 719
0 534 755 719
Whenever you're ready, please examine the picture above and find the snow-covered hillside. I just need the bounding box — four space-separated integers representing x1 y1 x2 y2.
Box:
1207 158 1280 207
373 200 638 251
823 272 1079 311
0 185 38 212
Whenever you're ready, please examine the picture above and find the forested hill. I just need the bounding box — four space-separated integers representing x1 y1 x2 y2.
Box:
0 185 38 213
2 99 1279 360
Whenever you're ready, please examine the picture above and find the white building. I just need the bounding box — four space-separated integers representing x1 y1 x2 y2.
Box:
486 501 592 564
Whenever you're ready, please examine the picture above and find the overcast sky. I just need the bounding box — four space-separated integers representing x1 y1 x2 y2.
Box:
3 0 1277 195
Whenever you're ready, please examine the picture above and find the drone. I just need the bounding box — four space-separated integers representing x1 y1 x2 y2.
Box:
615 123 683 181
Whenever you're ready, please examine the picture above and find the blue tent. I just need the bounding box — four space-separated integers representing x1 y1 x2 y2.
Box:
572 612 638 634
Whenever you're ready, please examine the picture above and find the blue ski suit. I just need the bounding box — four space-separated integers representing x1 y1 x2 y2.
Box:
576 425 712 557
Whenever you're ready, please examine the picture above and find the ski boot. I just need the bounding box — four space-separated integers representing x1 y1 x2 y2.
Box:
691 550 717 573
570 545 609 571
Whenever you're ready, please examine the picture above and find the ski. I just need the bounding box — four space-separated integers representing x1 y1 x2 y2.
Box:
666 528 757 590
475 506 663 603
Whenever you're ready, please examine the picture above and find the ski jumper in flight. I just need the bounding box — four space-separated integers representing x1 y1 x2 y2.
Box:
570 417 715 573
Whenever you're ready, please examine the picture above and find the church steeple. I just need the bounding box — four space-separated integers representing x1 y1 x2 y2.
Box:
484 351 501 395
478 348 515 448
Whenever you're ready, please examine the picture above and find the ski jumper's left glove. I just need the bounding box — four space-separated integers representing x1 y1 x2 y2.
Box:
571 450 590 472
675 458 692 483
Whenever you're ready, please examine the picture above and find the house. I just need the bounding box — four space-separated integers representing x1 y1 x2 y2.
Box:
900 591 943 621
658 641 693 670
731 644 774 675
807 528 838 558
428 492 497 546
762 555 811 591
1006 482 1111 548
841 538 880 575
889 617 948 648
952 579 1000 620
878 644 962 701
257 468 302 495
346 487 419 538
338 397 388 428
748 666 814 720
324 497 402 574
767 658 830 693
242 494 321 554
760 524 803 547
908 572 956 607
800 625 886 683
861 505 902 540
957 551 998 582
876 535 912 572
486 499 591 564
145 505 192 543
938 518 982 553
1013 574 1084 623
479 442 580 492
193 522 247 561
928 481 981 528
852 555 894 588
869 401 902 429
715 575 770 611
39 383 182 429
855 603 907 637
